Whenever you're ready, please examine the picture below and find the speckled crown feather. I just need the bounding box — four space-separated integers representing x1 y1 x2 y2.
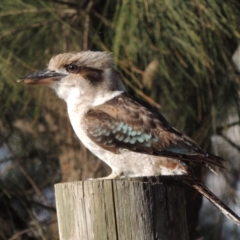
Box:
48 51 114 70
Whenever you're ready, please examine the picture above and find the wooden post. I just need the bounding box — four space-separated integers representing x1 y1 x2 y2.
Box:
55 176 189 240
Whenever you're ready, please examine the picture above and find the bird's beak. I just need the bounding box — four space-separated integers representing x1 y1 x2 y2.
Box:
17 68 67 85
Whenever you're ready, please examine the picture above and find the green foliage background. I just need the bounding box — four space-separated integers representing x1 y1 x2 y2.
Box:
0 0 240 239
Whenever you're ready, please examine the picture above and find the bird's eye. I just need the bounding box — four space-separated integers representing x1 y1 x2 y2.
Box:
66 64 79 73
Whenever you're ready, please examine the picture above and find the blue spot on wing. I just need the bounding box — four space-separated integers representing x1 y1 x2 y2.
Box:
96 121 159 147
129 138 137 144
165 146 195 154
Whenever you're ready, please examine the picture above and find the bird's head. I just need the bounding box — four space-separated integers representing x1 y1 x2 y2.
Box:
18 51 126 103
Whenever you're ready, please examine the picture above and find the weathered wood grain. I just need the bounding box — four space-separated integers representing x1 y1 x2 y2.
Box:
55 176 188 240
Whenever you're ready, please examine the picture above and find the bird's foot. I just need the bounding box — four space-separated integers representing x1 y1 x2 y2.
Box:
87 172 120 180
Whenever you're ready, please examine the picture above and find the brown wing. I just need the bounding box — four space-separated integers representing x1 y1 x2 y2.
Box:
83 93 224 168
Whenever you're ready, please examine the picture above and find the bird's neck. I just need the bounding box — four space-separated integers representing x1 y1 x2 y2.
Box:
92 90 124 106
52 83 124 117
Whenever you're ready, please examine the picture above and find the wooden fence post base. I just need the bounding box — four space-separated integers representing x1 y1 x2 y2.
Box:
55 176 189 240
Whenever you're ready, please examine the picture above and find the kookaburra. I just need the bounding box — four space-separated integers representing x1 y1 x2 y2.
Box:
18 51 240 225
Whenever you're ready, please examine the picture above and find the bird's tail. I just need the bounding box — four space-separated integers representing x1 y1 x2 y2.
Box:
183 174 240 225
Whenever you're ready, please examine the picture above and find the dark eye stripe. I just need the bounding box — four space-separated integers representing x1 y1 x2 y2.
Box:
80 67 104 85
64 63 104 84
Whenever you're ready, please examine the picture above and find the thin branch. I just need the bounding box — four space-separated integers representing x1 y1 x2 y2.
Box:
53 0 79 8
118 58 145 74
0 8 77 17
8 219 57 240
117 59 144 89
8 227 35 240
31 201 56 212
3 141 48 204
123 76 161 109
92 10 114 28
0 20 55 40
83 0 94 50
220 134 240 152
120 65 144 89
0 9 48 17
216 121 240 132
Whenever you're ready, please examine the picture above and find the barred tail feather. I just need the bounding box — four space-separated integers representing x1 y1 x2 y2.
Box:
183 175 240 225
